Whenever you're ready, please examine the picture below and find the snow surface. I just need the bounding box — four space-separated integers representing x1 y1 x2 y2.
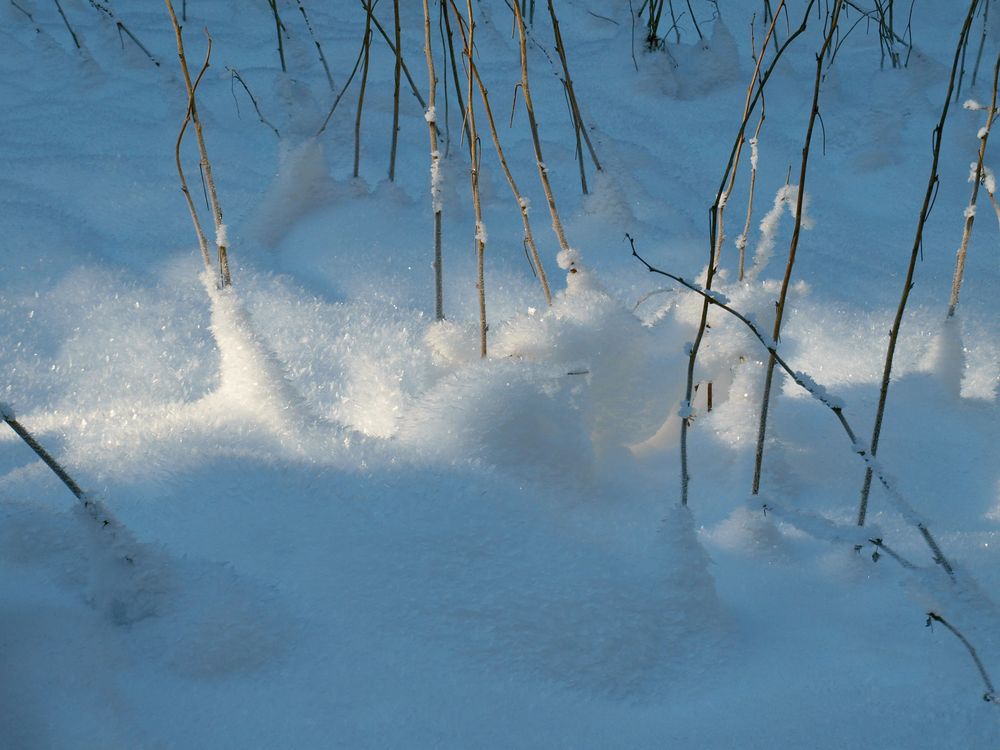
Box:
1 1 1000 748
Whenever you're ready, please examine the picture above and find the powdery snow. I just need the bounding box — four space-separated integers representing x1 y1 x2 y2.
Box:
1 2 999 749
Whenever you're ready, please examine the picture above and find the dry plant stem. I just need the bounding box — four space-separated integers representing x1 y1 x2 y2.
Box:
53 0 81 49
474 65 552 305
441 0 471 149
857 0 981 527
296 0 334 89
389 0 402 181
681 0 803 506
366 4 428 110
949 49 1000 318
175 45 213 271
971 0 991 87
267 0 287 73
423 0 445 321
88 1 161 66
629 238 956 577
166 2 220 277
514 1 571 258
455 13 552 306
751 0 843 497
355 1 374 179
926 612 1000 705
316 29 368 136
227 66 281 138
165 4 231 286
450 0 488 357
547 0 602 175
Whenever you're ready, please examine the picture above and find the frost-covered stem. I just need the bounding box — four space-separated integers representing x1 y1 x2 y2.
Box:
366 4 428 110
457 15 552 306
927 612 1000 705
166 1 230 286
296 1 334 89
450 0 487 356
389 0 402 182
547 0 601 177
629 237 956 577
267 0 286 73
514 0 572 258
681 0 806 506
949 50 1000 318
752 0 842 497
858 0 981 527
53 0 80 49
354 0 374 179
423 0 445 320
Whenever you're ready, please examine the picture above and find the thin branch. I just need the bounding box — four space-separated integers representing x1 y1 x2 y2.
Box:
927 612 1000 705
296 0 335 89
227 66 281 139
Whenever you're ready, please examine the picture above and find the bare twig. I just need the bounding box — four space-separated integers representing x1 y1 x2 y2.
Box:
267 0 287 73
355 0 374 178
316 26 369 136
227 66 281 139
857 0 981 527
296 0 335 89
389 0 402 181
366 1 428 110
53 0 81 49
87 1 161 66
927 612 1000 705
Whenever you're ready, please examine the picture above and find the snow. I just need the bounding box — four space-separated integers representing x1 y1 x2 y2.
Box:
2 1 1000 748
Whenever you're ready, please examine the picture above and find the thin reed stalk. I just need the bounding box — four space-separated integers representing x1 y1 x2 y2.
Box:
422 0 445 320
355 0 374 179
296 0 334 89
513 1 574 267
267 0 287 73
389 0 402 181
949 50 1000 318
547 0 601 195
751 0 843 497
448 0 488 356
857 0 981 527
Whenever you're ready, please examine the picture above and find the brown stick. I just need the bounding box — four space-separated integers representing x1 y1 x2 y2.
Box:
752 0 843 497
296 0 334 89
857 0 981 527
